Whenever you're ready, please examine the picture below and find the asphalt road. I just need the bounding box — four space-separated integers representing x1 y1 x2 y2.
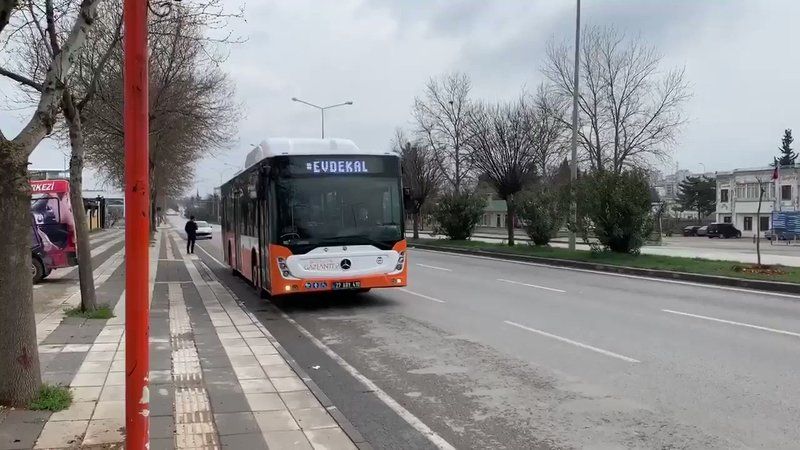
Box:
173 216 800 449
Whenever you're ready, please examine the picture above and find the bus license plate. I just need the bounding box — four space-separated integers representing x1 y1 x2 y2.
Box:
332 281 361 290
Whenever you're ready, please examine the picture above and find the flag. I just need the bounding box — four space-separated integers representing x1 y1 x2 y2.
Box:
773 164 780 180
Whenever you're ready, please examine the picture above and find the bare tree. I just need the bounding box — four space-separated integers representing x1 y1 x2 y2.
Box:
0 0 102 406
464 99 540 246
544 26 691 173
394 129 441 239
529 85 569 179
413 72 473 194
81 10 239 223
5 0 124 312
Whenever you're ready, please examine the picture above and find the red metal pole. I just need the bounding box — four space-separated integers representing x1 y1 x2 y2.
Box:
124 0 150 448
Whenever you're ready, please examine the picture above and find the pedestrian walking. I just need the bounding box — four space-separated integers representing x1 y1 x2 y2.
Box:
185 216 198 254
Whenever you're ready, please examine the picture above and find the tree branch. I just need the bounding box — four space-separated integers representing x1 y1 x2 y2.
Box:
0 0 17 35
12 0 101 154
76 12 122 111
44 0 60 55
0 66 43 91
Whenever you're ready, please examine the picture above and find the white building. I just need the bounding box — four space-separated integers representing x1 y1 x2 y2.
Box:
715 166 800 237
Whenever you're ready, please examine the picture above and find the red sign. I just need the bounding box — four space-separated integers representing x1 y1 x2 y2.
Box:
30 179 70 193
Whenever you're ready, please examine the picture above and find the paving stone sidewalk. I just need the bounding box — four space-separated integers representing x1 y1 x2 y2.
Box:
0 227 358 449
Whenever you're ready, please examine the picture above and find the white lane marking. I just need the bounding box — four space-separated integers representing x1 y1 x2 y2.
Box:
497 278 565 293
413 248 800 300
662 309 800 338
398 288 446 303
504 320 640 363
276 310 456 450
416 263 452 272
196 244 226 268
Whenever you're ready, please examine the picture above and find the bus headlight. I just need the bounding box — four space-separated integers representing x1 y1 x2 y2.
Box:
277 257 295 279
394 251 405 271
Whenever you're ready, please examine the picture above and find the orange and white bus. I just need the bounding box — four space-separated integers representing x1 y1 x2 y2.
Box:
220 138 408 296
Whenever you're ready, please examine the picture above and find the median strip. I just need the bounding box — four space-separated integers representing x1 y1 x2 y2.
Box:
411 239 800 295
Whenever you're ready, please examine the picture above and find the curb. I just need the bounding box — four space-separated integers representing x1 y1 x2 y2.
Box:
410 243 800 295
213 263 372 449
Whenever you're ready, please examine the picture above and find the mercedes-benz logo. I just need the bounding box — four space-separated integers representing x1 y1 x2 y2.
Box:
340 259 352 270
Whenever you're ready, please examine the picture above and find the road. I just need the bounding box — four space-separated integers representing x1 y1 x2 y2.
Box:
173 217 800 449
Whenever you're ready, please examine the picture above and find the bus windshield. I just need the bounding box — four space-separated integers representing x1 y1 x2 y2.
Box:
276 175 402 250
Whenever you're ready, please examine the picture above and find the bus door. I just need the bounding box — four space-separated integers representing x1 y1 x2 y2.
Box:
233 190 242 271
257 172 270 292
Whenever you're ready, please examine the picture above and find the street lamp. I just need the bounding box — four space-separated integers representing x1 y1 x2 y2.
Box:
698 163 707 174
568 0 581 251
291 97 353 138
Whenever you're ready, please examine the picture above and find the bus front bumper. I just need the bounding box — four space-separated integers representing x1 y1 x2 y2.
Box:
271 272 407 296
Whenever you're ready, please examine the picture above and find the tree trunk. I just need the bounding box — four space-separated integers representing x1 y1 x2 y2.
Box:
412 210 420 239
0 142 42 406
756 186 763 267
64 92 97 312
506 195 516 246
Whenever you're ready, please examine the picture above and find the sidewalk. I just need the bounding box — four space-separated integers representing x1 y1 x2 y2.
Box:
0 226 358 449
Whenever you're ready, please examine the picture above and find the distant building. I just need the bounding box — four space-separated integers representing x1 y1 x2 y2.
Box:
652 169 712 220
715 166 799 237
29 168 69 180
481 198 509 228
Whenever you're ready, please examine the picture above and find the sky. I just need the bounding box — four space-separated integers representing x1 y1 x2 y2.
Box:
2 0 799 195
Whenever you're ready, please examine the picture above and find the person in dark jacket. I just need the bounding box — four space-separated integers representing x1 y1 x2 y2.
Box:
184 216 198 254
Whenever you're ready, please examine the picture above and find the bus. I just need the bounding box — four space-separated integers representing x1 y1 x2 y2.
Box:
30 179 78 273
220 138 408 296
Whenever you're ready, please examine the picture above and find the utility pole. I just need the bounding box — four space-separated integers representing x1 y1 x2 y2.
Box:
569 0 581 251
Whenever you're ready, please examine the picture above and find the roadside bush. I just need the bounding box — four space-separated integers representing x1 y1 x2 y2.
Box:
578 169 653 254
517 187 565 245
432 192 486 240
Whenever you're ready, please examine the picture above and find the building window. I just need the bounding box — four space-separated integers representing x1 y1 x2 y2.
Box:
760 216 770 232
735 183 775 200
720 189 729 203
743 216 753 231
496 214 501 228
782 185 792 201
723 216 732 223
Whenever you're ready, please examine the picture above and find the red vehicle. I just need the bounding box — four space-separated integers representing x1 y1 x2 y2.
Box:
220 138 408 297
30 179 78 273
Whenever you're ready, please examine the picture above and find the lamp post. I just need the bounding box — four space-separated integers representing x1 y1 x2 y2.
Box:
291 97 353 138
123 0 150 447
568 0 581 251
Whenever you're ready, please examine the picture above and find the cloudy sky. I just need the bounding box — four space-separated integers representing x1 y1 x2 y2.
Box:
2 0 799 195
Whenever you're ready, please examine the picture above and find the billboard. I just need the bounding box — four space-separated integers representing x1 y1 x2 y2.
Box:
771 211 800 234
30 180 77 268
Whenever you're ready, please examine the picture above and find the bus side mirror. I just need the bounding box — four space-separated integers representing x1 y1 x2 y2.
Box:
402 187 411 204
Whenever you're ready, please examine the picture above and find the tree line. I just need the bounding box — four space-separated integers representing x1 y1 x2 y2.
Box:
0 0 239 406
398 26 690 252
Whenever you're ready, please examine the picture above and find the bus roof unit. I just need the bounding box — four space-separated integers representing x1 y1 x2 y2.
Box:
244 138 392 169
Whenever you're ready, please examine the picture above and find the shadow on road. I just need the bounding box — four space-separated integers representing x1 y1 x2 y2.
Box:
267 291 397 313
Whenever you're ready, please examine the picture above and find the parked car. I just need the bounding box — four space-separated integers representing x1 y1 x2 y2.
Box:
764 229 798 241
683 225 702 236
707 222 742 238
195 220 213 239
31 219 53 283
696 225 709 237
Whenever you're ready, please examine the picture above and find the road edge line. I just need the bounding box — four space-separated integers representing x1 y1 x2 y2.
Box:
274 309 456 450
